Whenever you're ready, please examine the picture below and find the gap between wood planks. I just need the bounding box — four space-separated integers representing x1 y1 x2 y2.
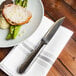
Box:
47 59 73 76
59 39 76 75
58 58 74 76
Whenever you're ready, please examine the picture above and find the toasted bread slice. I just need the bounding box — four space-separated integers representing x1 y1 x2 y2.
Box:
2 4 32 25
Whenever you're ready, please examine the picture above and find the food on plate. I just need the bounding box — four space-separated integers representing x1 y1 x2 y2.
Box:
0 14 10 29
0 0 32 40
6 25 21 40
2 4 32 25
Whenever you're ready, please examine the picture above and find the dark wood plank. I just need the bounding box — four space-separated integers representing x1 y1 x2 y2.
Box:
47 60 72 76
64 0 76 10
59 39 76 75
0 70 8 76
0 48 12 61
42 0 76 40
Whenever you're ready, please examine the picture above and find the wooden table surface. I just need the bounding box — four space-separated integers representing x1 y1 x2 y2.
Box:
0 0 76 76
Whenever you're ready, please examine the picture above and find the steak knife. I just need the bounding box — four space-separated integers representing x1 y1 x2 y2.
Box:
18 17 65 74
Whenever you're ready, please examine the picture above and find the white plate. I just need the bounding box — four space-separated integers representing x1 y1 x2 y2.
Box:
0 0 44 48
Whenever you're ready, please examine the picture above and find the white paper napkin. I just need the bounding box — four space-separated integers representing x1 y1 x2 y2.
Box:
0 16 73 76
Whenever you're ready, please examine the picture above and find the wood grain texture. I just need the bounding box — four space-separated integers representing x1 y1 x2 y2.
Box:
0 70 8 76
64 0 76 10
59 39 76 75
47 60 72 76
0 0 76 76
42 0 76 40
0 48 12 61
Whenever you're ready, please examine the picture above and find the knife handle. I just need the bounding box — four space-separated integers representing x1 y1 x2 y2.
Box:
18 40 45 74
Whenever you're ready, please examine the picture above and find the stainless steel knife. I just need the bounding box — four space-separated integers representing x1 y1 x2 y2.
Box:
18 17 65 74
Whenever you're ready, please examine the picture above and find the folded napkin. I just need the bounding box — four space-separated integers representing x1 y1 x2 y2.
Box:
0 16 73 76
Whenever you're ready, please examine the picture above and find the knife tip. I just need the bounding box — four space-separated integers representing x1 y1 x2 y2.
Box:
60 17 65 21
56 17 65 25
